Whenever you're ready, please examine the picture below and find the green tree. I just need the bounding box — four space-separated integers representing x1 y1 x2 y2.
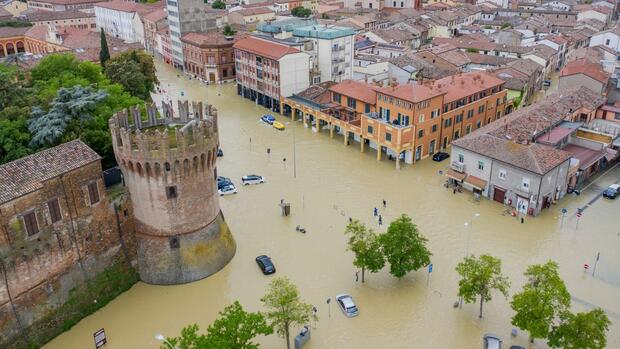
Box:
511 261 571 343
548 309 610 349
28 86 108 147
291 6 312 17
455 254 510 318
379 214 431 278
105 50 158 100
163 301 273 349
223 24 236 36
0 117 32 164
100 29 111 66
211 0 225 9
261 277 316 349
344 219 385 282
501 22 513 29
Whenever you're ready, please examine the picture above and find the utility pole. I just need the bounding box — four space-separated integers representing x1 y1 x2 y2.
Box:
592 252 600 277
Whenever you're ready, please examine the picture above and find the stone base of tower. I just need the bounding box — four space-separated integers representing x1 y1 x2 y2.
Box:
135 212 236 285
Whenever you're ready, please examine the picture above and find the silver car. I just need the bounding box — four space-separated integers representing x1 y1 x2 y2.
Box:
483 334 502 349
336 294 359 318
242 175 265 185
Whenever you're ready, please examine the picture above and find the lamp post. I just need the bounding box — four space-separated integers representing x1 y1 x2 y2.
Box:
459 213 480 309
155 333 178 349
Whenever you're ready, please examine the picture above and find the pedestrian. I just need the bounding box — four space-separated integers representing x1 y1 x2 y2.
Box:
312 306 317 314
373 207 378 217
378 215 383 225
283 157 286 163
349 217 353 223
382 199 386 208
453 187 457 194
355 271 359 282
267 148 271 155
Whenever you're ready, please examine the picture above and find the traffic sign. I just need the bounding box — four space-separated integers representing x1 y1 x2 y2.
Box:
94 328 106 348
561 208 567 214
577 212 582 218
428 264 433 273
583 263 589 270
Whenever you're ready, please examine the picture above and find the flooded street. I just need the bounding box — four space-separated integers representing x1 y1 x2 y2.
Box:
44 62 620 349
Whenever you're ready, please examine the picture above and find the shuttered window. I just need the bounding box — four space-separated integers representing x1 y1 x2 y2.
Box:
48 198 62 223
88 182 100 205
23 211 39 236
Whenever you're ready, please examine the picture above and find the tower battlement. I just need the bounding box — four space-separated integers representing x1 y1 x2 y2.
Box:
110 100 235 285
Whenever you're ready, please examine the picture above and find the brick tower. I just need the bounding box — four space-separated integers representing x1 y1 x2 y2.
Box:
109 101 235 285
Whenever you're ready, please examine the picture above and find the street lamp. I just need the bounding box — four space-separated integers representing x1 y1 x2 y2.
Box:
460 213 480 309
155 333 178 349
285 122 297 178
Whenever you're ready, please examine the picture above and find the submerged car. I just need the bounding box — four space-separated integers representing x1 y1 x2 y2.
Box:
483 333 502 349
242 175 265 185
432 152 450 162
217 176 232 189
273 121 285 130
255 255 275 275
336 294 359 318
217 149 223 157
218 184 237 196
602 184 620 199
261 114 276 125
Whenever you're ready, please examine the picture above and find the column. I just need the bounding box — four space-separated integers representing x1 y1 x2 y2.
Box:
343 131 348 145
329 123 334 138
360 137 365 152
316 119 322 132
280 101 285 115
396 152 401 170
377 146 382 161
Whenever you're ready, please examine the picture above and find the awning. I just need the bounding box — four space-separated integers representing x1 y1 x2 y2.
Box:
446 168 466 181
465 175 487 190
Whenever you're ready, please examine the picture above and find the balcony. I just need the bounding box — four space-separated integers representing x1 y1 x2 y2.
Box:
451 161 466 173
364 112 411 129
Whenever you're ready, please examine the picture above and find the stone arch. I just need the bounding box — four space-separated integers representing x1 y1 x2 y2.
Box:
174 160 180 179
15 41 25 53
207 150 212 168
200 153 206 170
0 44 4 58
192 156 199 174
136 162 143 176
212 147 217 164
183 158 190 177
6 42 15 55
154 162 162 178
128 161 134 172
164 162 171 172
145 162 152 178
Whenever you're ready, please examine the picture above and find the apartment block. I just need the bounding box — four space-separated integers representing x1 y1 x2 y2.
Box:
166 0 217 68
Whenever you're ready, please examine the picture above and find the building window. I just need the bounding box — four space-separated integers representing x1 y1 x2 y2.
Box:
466 125 471 134
333 93 341 103
467 110 474 119
458 153 464 163
432 124 437 133
166 186 178 199
367 125 373 134
385 133 392 141
23 211 39 237
48 198 62 223
365 103 370 113
498 169 506 180
476 120 481 129
418 114 425 123
522 177 530 191
478 105 485 113
454 130 460 139
418 129 424 138
456 114 463 123
606 39 610 46
347 97 356 109
88 182 100 205
401 115 410 126
478 160 484 170
444 118 452 127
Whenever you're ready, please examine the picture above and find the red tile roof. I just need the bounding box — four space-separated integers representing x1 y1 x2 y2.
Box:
434 72 505 103
233 36 300 60
329 80 378 104
181 31 242 47
377 83 445 103
560 59 610 84
95 0 163 15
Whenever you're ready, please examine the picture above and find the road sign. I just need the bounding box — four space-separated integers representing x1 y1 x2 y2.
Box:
428 264 433 273
561 208 567 214
577 212 582 218
94 328 106 348
583 263 589 270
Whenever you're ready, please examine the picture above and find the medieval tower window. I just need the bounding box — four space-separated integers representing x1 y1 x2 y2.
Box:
166 186 177 199
88 182 100 205
48 198 62 223
23 211 39 236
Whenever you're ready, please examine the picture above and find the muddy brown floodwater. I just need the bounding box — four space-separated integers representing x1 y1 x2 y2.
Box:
44 61 620 349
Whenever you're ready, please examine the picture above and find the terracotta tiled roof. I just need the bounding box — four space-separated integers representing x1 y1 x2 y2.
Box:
560 58 610 83
24 25 48 41
452 87 605 175
0 26 30 39
233 36 300 60
0 140 101 205
30 0 105 4
234 7 274 16
434 72 505 103
181 31 242 47
142 8 167 23
25 10 94 22
95 0 163 15
377 83 445 103
329 80 378 104
296 81 337 103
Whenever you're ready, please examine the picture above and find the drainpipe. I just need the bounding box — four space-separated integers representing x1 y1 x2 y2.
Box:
488 158 494 198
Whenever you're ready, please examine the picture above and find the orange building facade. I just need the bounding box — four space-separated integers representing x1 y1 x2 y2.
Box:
281 71 508 168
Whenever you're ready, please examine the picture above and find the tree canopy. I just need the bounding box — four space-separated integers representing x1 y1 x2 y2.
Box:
211 0 226 9
548 308 611 349
455 254 510 318
379 214 432 278
99 29 110 66
104 50 158 100
511 261 571 343
162 301 273 349
261 277 315 349
345 219 385 282
291 6 312 17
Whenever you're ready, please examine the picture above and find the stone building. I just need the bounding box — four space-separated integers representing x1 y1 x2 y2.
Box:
181 31 242 83
109 101 236 285
0 140 136 347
